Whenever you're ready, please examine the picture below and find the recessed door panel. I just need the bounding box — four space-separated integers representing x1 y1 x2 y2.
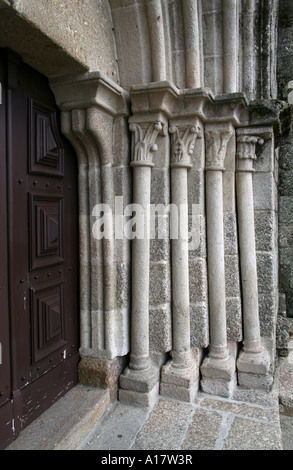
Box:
29 194 64 269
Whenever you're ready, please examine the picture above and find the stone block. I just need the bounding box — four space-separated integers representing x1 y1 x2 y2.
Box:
181 408 223 450
200 354 237 398
226 298 242 342
151 167 170 205
190 302 209 348
200 374 237 398
280 196 293 223
279 223 293 248
110 1 151 89
78 356 128 402
189 258 208 303
253 172 276 210
116 262 131 309
237 347 271 375
237 371 273 392
119 365 160 407
90 309 104 350
225 255 241 297
257 252 277 294
119 364 160 394
188 214 206 258
113 165 132 201
187 168 205 207
222 416 282 450
132 399 193 450
258 293 277 337
202 10 223 56
280 247 293 266
113 117 131 166
254 210 276 252
204 56 223 95
160 352 199 402
279 144 293 171
223 171 236 213
118 384 159 408
159 378 198 403
200 355 236 381
149 304 172 352
223 212 238 255
150 214 170 262
279 169 293 196
149 262 171 306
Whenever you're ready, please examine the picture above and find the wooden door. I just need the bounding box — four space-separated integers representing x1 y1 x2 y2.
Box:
0 50 79 449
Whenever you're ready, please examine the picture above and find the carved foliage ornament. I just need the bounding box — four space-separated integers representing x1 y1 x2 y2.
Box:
129 121 166 166
169 124 202 167
236 134 264 161
205 127 234 169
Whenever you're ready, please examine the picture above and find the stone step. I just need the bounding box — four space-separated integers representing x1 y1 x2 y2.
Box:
6 385 110 450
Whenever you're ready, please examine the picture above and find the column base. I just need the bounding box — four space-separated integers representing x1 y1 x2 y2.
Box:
200 354 236 398
119 364 160 407
160 350 200 402
237 347 272 391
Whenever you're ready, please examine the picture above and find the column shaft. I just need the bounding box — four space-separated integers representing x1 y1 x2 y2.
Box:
206 169 229 359
160 122 200 402
171 167 190 358
236 170 261 353
119 120 165 406
130 165 152 370
200 123 236 398
236 129 271 385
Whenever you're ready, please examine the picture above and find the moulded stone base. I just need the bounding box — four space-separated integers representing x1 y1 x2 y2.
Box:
160 353 200 402
236 348 271 375
119 364 160 406
200 354 236 397
118 383 159 407
160 376 199 402
236 342 273 391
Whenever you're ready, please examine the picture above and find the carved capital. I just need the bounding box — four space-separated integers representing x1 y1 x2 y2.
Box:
236 128 265 172
129 121 166 167
236 134 264 161
169 122 202 168
205 124 234 170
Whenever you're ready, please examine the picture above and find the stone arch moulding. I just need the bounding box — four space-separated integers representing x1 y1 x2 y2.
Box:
50 72 131 401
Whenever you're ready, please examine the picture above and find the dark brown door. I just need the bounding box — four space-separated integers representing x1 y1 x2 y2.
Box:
0 50 79 449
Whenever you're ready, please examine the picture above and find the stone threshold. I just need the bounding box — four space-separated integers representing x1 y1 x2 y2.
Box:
5 385 110 450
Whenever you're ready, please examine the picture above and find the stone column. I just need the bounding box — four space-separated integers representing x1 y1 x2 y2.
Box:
236 128 271 385
119 119 166 406
200 122 236 397
160 121 201 402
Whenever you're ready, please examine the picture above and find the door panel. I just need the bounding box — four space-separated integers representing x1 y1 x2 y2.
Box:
0 50 79 448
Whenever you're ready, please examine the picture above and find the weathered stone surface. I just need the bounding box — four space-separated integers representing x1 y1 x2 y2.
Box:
132 399 193 450
181 408 223 450
78 356 128 402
